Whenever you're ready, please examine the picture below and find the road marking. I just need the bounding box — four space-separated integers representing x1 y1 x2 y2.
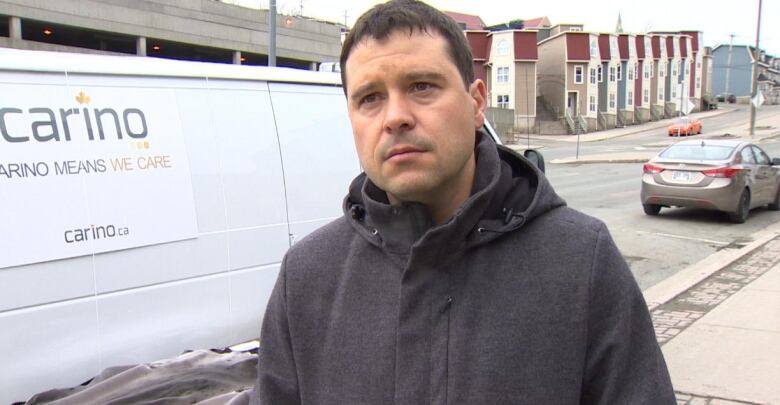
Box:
635 230 730 246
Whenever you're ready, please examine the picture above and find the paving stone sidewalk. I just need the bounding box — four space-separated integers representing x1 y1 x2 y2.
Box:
650 237 780 404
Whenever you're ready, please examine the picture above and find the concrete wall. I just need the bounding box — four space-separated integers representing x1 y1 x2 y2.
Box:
0 0 342 62
485 107 516 143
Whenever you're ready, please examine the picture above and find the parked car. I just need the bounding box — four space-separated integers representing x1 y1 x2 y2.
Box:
667 117 702 136
641 139 780 223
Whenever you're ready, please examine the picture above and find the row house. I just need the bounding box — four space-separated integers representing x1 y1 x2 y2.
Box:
617 33 639 126
681 31 706 110
484 30 539 132
653 32 695 117
634 34 654 123
597 33 620 129
757 50 780 104
537 31 601 131
649 34 667 119
462 28 539 132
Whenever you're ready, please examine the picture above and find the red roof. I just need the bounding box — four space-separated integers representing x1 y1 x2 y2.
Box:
679 36 688 58
513 31 538 60
680 31 700 53
635 35 645 59
665 36 675 57
444 11 485 30
598 34 611 60
618 35 629 60
466 31 490 60
566 34 590 61
651 36 661 59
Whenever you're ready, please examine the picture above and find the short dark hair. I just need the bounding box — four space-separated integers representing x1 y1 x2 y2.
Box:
339 0 474 95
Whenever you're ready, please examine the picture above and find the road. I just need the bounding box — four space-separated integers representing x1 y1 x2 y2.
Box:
529 104 780 290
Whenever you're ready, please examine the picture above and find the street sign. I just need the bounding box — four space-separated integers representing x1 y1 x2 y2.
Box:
685 98 696 115
752 92 765 108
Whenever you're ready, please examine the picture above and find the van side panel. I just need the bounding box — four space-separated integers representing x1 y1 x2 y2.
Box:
268 82 361 241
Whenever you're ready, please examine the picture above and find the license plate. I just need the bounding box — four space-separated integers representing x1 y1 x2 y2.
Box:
672 171 692 181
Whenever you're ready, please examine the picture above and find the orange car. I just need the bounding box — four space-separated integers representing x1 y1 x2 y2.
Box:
668 117 702 136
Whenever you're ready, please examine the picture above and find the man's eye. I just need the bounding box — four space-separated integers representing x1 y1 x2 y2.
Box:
360 93 378 105
412 82 433 92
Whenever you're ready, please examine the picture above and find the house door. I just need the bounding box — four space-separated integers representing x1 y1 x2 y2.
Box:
567 92 578 117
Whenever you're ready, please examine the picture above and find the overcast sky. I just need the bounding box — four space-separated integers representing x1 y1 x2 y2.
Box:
231 0 778 56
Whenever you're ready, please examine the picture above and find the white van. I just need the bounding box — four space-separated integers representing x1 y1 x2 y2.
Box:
0 48 361 403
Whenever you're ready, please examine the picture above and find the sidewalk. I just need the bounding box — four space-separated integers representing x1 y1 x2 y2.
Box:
643 221 780 404
544 108 780 165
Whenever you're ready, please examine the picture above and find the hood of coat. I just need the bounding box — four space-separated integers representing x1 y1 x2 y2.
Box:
343 132 567 262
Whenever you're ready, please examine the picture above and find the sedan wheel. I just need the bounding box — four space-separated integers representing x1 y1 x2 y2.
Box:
728 189 750 223
643 204 661 216
769 186 780 211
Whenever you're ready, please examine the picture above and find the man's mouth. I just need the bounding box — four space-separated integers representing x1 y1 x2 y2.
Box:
386 145 424 160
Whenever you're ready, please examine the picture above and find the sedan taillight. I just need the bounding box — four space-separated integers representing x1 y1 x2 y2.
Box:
643 163 665 174
702 166 741 178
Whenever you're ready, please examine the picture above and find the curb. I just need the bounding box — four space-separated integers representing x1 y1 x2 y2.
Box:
643 221 780 311
550 157 650 164
523 108 738 144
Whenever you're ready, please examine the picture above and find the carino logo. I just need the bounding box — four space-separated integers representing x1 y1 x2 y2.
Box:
64 224 130 244
0 91 149 143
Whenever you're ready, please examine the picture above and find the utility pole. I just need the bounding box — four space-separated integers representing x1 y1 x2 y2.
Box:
750 0 762 136
724 34 734 96
269 0 276 66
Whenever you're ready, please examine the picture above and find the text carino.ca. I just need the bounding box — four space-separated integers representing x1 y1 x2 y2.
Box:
64 224 129 243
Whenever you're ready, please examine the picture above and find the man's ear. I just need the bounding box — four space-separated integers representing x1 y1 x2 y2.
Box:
469 79 487 129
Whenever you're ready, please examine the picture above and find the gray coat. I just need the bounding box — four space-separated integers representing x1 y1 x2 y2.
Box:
254 134 675 404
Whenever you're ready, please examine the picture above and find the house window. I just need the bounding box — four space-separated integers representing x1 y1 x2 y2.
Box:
659 62 665 78
609 93 616 109
643 64 650 79
627 64 634 81
597 65 603 82
696 76 701 89
643 88 649 103
609 66 616 82
671 86 676 99
574 65 584 84
617 65 622 81
671 63 677 78
497 66 509 83
633 63 638 80
589 67 597 84
589 95 596 112
659 88 664 101
497 95 509 108
570 27 582 32
649 61 654 78
628 91 634 105
497 40 510 56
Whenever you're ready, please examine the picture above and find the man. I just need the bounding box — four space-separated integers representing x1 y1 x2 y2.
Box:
254 1 675 403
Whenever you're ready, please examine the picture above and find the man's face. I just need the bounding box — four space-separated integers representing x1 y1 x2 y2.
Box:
344 30 486 206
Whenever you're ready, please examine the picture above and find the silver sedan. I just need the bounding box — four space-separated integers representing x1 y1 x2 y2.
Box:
640 139 780 223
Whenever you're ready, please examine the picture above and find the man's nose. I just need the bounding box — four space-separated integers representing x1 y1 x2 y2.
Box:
383 93 415 134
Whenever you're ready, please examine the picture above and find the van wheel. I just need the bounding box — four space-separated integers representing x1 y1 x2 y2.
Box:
768 186 780 211
643 204 661 216
729 189 750 223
